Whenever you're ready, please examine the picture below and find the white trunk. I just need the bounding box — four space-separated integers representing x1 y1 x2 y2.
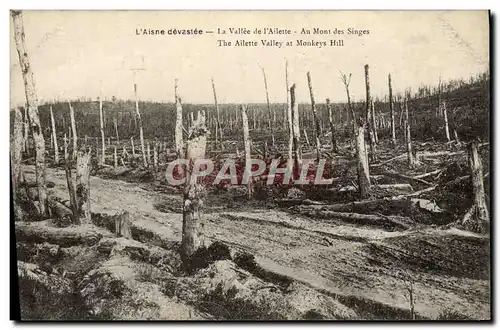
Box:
286 60 293 161
404 98 415 167
241 105 253 199
12 107 24 220
12 11 48 216
462 142 489 233
174 79 184 158
76 148 91 224
68 102 78 160
307 71 322 161
356 126 371 199
134 82 147 167
99 97 106 164
50 106 59 164
443 101 451 142
181 110 208 264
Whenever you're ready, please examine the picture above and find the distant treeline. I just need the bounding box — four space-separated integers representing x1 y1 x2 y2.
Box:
12 71 489 144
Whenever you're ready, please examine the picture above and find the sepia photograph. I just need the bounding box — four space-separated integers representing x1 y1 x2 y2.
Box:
9 10 491 321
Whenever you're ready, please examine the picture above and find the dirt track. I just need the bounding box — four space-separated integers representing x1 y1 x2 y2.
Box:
25 165 490 319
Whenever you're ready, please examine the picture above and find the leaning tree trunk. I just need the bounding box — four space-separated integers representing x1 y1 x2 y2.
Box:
23 106 29 154
443 101 451 142
462 142 489 233
99 96 106 165
326 98 338 153
134 82 147 167
290 84 302 175
12 10 48 217
211 77 223 150
50 106 59 164
76 148 92 224
388 74 396 146
181 110 208 265
11 107 24 221
241 105 253 199
356 125 371 199
307 71 322 161
285 60 294 162
174 79 184 162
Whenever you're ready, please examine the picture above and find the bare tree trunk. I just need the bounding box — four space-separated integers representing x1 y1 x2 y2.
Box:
76 148 91 224
307 71 322 161
443 101 451 142
147 142 151 166
454 129 461 145
364 64 377 162
63 134 78 223
68 102 78 160
50 106 59 164
181 110 208 265
114 145 118 169
462 142 489 233
371 100 379 144
241 105 253 199
12 10 48 217
23 106 28 154
114 117 119 144
388 74 396 146
404 98 415 167
290 84 302 170
12 107 24 221
131 136 135 157
99 97 106 165
303 129 310 147
153 142 158 171
260 66 275 147
175 79 184 160
356 126 371 199
286 60 293 161
326 98 338 153
211 77 223 150
134 82 147 167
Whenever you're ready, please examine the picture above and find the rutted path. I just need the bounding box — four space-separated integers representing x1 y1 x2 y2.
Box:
26 166 490 319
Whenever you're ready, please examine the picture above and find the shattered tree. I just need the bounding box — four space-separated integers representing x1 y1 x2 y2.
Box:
12 10 48 217
181 110 208 264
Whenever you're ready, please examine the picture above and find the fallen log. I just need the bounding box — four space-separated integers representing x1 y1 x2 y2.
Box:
416 151 464 159
375 183 413 194
413 169 441 179
274 198 327 207
17 261 73 295
15 221 102 247
382 171 432 186
371 153 405 167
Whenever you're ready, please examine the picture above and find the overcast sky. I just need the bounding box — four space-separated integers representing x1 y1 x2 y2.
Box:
10 10 489 107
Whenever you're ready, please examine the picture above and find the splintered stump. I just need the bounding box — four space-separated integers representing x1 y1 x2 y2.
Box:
63 134 78 223
181 110 208 265
462 142 489 233
76 148 92 224
356 126 371 199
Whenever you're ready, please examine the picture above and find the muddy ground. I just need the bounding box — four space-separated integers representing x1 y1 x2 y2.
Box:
15 140 490 320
